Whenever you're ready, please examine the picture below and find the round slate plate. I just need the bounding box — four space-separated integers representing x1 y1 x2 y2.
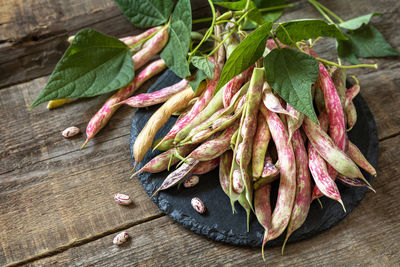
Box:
130 70 378 247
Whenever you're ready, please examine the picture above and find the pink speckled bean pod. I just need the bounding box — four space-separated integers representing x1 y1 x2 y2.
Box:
214 23 225 72
118 79 189 108
186 108 226 140
260 104 296 243
252 113 271 180
347 141 377 177
191 157 220 175
120 26 162 47
131 26 168 70
282 129 312 254
222 67 253 108
308 140 345 210
317 62 347 152
302 116 369 185
239 68 265 170
152 158 199 196
254 183 272 260
132 144 196 176
82 59 167 148
159 58 220 145
331 68 347 108
286 104 304 143
262 82 296 119
219 151 233 196
311 111 332 201
346 101 357 131
345 84 360 107
187 121 239 161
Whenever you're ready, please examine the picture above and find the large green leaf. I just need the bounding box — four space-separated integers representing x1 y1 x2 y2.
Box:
31 29 133 108
275 19 347 45
114 0 174 28
161 0 192 78
339 13 381 30
216 22 273 92
337 25 400 64
190 56 214 79
264 48 319 123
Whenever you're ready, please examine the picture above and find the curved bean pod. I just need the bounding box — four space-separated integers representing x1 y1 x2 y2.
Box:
331 67 347 108
347 141 377 177
261 104 296 243
191 157 220 175
133 87 195 167
346 101 357 131
132 26 168 70
345 84 360 107
219 151 233 196
286 104 304 143
302 116 369 184
338 175 375 192
254 184 272 260
82 59 167 148
252 113 271 180
118 79 189 108
282 129 311 254
132 144 196 176
152 158 199 196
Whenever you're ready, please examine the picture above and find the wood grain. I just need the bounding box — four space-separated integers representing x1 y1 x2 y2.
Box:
0 0 211 89
26 135 400 266
0 0 399 266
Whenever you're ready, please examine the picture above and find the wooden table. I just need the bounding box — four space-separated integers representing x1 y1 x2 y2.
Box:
1 0 399 266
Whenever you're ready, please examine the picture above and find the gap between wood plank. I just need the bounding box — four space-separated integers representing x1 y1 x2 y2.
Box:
4 213 165 267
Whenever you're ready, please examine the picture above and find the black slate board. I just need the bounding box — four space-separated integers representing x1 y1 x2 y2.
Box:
130 70 379 247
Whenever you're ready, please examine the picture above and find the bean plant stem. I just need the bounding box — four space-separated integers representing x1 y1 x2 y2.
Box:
308 0 335 24
188 0 217 62
312 0 344 23
317 57 378 69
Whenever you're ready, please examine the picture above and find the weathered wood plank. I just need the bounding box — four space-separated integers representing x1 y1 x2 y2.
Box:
26 135 400 266
0 0 211 89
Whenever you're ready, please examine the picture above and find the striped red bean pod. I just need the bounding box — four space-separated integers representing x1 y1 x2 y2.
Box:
82 59 167 148
282 129 312 253
261 104 296 243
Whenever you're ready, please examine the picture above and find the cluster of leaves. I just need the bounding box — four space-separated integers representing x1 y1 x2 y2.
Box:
31 0 399 123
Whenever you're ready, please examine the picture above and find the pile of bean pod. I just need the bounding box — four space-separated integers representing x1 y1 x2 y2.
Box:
129 23 376 257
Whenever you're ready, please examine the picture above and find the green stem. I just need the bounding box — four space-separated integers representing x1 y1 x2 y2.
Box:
207 29 235 57
308 0 334 24
216 19 240 27
188 0 216 62
270 32 281 49
313 0 344 23
258 4 294 12
317 57 378 69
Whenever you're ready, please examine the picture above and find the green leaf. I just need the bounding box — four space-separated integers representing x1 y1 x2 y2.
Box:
264 48 319 123
275 19 347 45
31 29 134 108
337 25 400 64
339 13 381 30
216 22 273 92
161 0 192 78
189 70 208 93
190 56 214 79
114 0 174 28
